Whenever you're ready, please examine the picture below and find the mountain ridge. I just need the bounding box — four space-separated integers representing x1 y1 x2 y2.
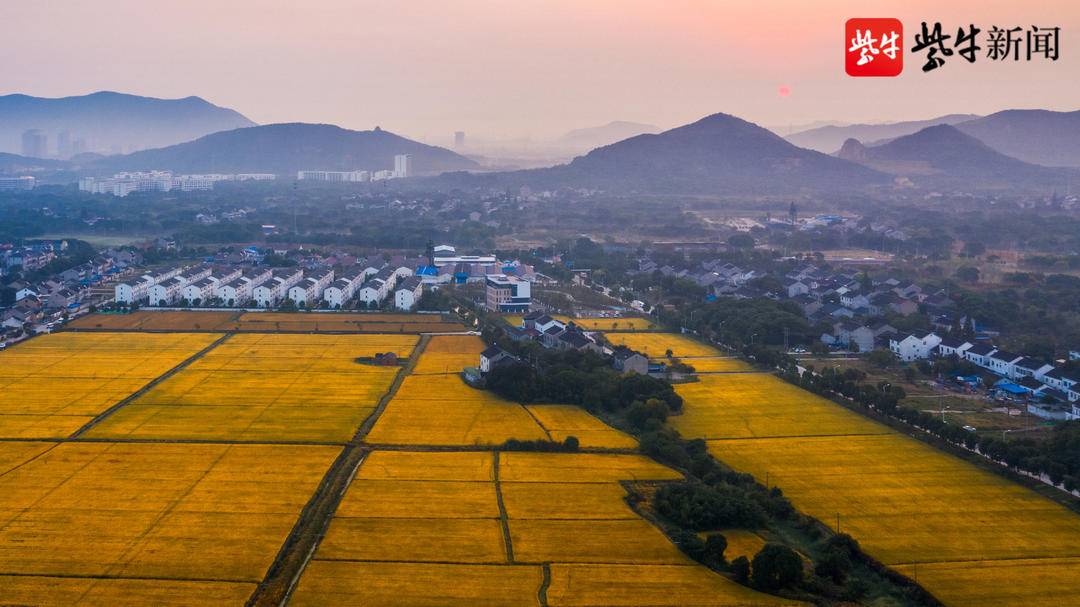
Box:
0 91 255 157
89 122 479 176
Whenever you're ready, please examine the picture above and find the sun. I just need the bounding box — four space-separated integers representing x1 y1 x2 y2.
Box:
778 85 792 97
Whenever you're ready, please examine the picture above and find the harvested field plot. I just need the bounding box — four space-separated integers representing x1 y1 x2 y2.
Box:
603 332 721 358
0 441 338 584
70 311 463 333
0 332 218 439
236 311 462 333
68 310 240 331
412 334 486 374
291 561 543 607
524 404 638 449
672 373 886 440
366 374 549 446
681 356 753 373
547 563 801 606
87 333 410 442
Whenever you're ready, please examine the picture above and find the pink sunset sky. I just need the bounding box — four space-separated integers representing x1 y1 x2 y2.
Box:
2 0 1076 140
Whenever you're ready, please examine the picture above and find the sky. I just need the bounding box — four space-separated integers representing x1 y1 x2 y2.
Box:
2 0 1077 142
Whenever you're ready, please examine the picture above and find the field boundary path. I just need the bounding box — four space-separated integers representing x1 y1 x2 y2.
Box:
248 335 433 607
69 332 234 438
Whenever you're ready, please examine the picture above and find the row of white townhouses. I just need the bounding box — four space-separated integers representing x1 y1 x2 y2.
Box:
115 263 424 310
890 332 1080 408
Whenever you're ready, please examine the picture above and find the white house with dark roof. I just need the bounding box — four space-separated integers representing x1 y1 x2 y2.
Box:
889 331 942 361
394 276 423 311
1012 357 1055 382
479 345 516 374
986 350 1024 378
936 337 973 358
962 343 997 368
1042 368 1079 400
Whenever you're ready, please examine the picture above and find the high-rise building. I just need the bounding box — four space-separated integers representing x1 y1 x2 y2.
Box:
72 138 88 156
56 131 72 159
454 131 466 148
21 129 47 158
394 154 412 178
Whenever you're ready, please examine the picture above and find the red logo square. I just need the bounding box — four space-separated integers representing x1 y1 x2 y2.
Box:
846 18 904 77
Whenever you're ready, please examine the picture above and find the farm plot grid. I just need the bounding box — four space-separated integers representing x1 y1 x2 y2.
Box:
0 441 340 604
594 331 1080 607
367 336 635 448
0 332 219 439
85 333 416 442
289 450 797 607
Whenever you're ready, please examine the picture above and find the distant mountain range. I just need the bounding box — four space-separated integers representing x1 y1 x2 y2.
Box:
558 121 659 151
786 115 979 153
441 113 888 194
0 91 255 157
836 124 1076 189
0 152 68 174
90 123 479 176
789 109 1080 169
953 109 1080 167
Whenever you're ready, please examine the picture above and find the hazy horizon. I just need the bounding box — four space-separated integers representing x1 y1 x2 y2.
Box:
3 0 1078 144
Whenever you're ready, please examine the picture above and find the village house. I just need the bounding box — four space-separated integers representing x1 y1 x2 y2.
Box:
612 347 649 375
889 331 942 361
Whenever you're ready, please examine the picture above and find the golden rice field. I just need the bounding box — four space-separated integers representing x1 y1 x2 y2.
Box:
291 561 543 607
524 404 638 449
603 332 722 358
411 334 486 374
718 529 767 562
0 441 338 585
86 333 413 442
356 450 495 481
890 557 1080 607
336 479 500 518
291 449 792 606
0 332 217 439
366 373 551 446
0 577 256 607
672 373 886 440
505 314 655 331
547 563 801 607
510 518 692 564
319 517 508 563
500 482 638 520
593 330 1080 607
710 434 1080 566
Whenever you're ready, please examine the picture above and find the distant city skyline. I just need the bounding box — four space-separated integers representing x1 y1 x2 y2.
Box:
3 0 1078 142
